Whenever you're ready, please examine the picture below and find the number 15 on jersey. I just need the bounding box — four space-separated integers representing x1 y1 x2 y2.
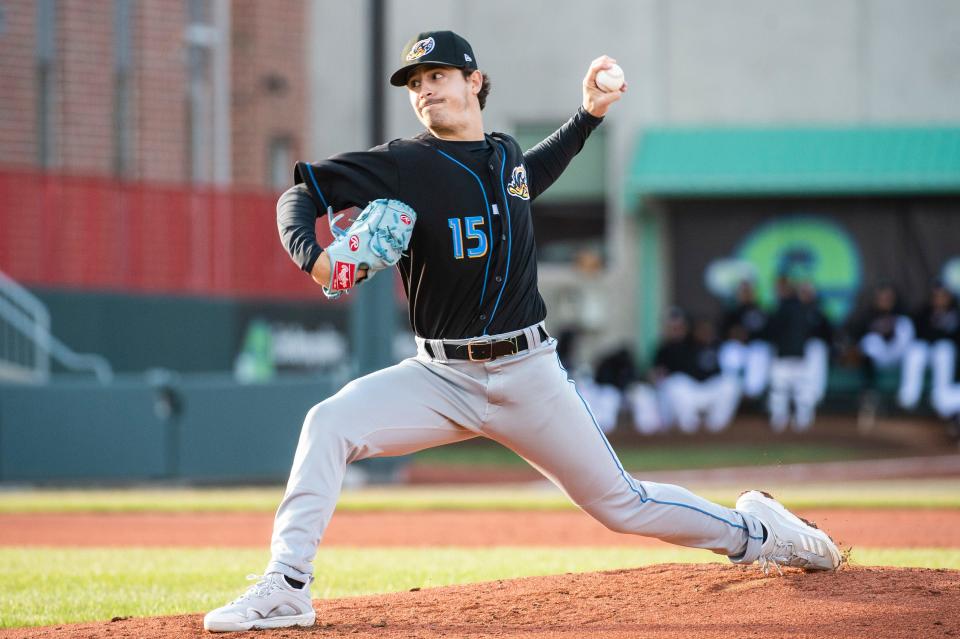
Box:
447 216 487 259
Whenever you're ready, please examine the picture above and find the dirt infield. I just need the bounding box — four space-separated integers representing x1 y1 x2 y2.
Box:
2 564 958 638
1 508 958 549
3 504 958 637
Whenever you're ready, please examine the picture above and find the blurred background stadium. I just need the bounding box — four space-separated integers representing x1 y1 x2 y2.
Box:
1 0 959 484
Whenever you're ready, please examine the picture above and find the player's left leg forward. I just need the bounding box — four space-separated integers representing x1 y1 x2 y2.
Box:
735 490 842 573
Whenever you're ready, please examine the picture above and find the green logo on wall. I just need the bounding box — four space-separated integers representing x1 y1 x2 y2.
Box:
708 216 862 323
235 319 275 382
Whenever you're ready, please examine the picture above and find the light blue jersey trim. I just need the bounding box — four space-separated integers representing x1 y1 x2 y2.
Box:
553 352 763 541
482 142 514 335
435 149 495 332
303 163 330 209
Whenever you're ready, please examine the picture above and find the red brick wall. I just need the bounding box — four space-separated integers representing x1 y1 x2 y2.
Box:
0 2 38 165
0 0 307 187
231 0 306 188
58 0 114 174
134 0 189 183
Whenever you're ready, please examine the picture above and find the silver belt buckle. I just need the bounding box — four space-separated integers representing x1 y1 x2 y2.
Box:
466 339 493 362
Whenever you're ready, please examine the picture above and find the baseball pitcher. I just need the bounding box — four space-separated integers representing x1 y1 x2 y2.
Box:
204 30 841 633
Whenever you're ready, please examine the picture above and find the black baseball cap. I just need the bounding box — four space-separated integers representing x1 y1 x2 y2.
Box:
390 30 478 87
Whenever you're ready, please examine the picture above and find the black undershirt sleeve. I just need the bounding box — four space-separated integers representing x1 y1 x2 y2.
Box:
523 106 604 201
277 183 325 274
281 143 401 274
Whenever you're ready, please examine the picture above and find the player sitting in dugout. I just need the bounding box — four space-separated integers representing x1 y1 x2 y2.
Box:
900 279 960 439
851 283 915 426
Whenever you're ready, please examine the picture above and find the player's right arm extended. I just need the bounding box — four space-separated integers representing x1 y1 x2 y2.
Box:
522 107 603 201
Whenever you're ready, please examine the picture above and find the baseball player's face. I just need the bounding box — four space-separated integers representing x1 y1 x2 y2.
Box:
933 287 952 310
406 65 481 138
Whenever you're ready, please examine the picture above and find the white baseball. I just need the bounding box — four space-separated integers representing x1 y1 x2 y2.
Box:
595 64 625 93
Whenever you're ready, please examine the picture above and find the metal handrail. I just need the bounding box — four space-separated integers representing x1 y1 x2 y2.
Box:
0 269 50 381
0 269 113 384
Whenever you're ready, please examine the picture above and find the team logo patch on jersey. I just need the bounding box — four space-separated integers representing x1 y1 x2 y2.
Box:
399 213 412 225
332 261 355 291
406 37 435 61
349 235 360 251
506 165 530 200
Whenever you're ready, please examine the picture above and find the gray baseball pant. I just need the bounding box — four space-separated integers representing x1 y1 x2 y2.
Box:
266 323 765 581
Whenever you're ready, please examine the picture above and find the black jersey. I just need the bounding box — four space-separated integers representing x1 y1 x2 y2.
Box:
765 296 832 357
913 303 960 342
652 339 691 377
720 303 767 342
652 337 719 381
281 107 602 340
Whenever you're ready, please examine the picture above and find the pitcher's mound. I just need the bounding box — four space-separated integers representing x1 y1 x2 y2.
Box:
5 563 959 638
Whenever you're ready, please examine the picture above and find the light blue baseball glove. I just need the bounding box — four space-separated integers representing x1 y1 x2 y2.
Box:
322 199 417 299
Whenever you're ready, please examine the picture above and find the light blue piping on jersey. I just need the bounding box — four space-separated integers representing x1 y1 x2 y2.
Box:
482 142 514 335
434 149 495 332
303 163 330 209
553 352 764 542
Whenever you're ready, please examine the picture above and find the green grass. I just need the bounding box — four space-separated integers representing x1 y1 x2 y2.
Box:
1 546 957 628
2 478 960 513
411 441 886 470
0 487 290 514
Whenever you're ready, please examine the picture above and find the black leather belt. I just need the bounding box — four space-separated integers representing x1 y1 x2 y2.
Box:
426 326 549 362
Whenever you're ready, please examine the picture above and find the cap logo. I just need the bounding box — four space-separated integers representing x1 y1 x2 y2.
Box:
464 53 473 62
406 37 435 61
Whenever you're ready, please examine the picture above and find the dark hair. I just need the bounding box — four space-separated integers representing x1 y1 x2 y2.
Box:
463 69 491 110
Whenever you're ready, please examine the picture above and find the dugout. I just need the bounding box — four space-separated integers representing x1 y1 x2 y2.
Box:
627 126 960 400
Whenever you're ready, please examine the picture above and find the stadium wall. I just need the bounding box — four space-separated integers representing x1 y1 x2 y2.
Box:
0 375 337 483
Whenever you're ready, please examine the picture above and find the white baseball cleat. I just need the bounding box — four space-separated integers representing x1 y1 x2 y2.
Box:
203 572 315 632
736 490 842 574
